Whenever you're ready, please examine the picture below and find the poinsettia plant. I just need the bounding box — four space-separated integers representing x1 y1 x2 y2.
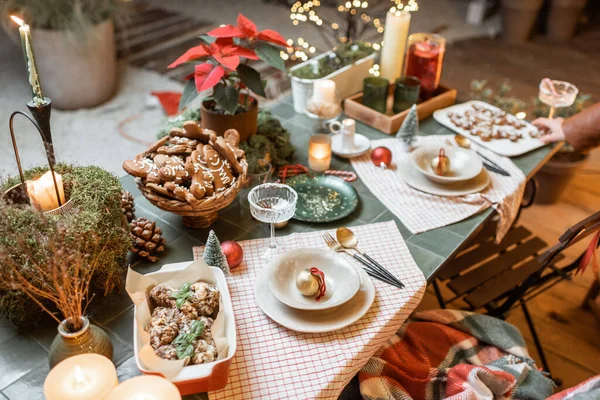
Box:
169 13 288 114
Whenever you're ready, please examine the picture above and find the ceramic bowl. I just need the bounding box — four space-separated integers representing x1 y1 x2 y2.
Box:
411 145 482 184
267 248 361 311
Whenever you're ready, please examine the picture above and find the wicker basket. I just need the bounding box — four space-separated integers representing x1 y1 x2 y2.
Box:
134 137 247 228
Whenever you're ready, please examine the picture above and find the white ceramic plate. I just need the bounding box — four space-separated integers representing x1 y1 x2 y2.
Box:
267 248 361 311
332 133 370 158
411 145 483 184
433 100 546 157
256 256 375 333
399 159 491 197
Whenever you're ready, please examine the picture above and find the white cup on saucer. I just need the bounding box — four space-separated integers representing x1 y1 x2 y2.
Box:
328 118 356 151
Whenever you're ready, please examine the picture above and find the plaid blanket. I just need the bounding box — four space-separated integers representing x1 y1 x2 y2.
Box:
359 310 554 400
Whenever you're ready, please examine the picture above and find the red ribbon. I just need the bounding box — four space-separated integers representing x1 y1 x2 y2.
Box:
310 267 327 301
577 230 599 276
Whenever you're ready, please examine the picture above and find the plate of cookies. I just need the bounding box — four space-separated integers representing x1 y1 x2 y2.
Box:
433 101 546 157
126 260 236 395
123 121 248 228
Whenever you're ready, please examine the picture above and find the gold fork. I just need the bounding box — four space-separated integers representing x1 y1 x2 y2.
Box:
322 232 402 288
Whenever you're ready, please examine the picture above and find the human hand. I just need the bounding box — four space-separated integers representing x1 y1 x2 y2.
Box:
532 117 565 143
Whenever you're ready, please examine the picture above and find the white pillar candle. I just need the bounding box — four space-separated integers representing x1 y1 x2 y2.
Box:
26 170 65 212
106 375 182 400
11 16 45 106
379 10 411 82
43 354 118 400
312 80 336 103
308 134 332 172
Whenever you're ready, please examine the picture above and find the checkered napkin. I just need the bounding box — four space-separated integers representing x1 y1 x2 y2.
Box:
351 136 526 242
192 220 426 399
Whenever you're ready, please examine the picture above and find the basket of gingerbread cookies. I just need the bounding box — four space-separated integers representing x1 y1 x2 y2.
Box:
123 121 248 228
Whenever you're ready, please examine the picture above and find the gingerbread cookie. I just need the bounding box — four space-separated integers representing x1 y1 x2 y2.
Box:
201 144 235 193
157 144 194 156
186 150 215 199
170 122 211 143
146 182 179 200
123 158 161 183
223 129 245 159
164 182 200 206
209 132 244 175
154 155 189 184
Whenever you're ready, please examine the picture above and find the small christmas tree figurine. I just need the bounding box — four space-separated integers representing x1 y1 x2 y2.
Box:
396 104 419 151
203 230 230 276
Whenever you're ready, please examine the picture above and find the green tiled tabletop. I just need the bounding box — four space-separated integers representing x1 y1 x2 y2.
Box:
0 96 559 399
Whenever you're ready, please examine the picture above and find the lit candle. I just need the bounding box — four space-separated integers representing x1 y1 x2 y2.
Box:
10 15 45 106
106 375 182 400
26 170 65 212
43 354 118 400
379 9 411 82
308 134 332 172
312 80 336 104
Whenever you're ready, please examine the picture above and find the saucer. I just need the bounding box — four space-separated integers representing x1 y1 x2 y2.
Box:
331 133 370 158
399 159 491 197
267 248 361 311
255 257 375 333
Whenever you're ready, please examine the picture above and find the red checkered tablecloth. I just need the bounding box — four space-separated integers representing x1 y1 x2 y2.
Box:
351 136 526 242
192 220 426 399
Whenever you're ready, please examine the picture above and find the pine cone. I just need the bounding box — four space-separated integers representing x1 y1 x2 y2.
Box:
121 191 136 223
130 217 165 262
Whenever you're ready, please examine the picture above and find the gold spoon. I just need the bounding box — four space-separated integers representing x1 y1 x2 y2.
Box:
336 227 404 288
454 134 472 149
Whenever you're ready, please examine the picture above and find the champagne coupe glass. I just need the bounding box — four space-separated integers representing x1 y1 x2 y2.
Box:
248 183 298 260
538 79 578 119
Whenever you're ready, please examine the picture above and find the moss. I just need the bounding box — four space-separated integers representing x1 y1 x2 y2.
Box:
290 42 375 80
0 165 130 328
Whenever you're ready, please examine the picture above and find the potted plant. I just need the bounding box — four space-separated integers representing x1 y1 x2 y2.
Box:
169 13 287 142
546 0 589 42
1 0 121 109
500 0 544 43
289 42 376 113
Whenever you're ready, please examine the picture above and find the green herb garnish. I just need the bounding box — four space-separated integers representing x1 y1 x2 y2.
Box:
170 282 193 309
173 320 205 359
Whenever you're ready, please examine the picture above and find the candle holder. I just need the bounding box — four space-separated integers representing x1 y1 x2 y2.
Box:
2 97 74 215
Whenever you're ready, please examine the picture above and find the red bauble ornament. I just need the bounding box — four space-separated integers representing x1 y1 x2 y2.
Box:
371 146 392 168
221 240 243 268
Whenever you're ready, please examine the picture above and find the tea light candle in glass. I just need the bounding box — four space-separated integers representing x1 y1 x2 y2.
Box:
393 76 421 114
43 354 118 400
308 134 332 172
362 77 389 114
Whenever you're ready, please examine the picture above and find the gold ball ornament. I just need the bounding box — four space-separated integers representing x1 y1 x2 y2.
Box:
431 148 451 176
295 269 320 297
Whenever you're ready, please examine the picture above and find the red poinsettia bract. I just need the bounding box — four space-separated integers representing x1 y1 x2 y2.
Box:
208 13 289 48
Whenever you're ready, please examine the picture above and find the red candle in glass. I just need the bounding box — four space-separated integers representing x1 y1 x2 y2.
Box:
404 33 446 100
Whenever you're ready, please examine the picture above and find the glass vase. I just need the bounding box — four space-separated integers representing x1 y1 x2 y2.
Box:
362 77 389 114
48 316 113 368
393 76 421 114
404 33 446 100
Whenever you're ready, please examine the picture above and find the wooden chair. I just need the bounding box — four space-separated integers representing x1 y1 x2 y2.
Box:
431 211 600 384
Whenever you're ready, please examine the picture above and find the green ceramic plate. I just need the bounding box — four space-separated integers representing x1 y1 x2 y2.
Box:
285 175 358 223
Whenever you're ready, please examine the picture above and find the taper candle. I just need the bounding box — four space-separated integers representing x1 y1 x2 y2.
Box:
379 10 411 82
43 354 118 400
11 16 45 106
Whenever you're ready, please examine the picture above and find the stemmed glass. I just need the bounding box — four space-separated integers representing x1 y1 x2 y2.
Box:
248 183 298 260
239 160 273 209
538 79 578 119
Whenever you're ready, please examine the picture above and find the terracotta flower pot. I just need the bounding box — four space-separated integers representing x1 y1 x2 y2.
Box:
48 316 113 368
31 20 117 110
534 151 587 204
547 0 589 42
201 96 258 142
501 0 544 43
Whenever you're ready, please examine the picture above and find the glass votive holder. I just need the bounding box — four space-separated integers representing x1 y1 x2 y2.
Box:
308 134 332 172
404 33 446 100
362 77 389 114
393 76 421 114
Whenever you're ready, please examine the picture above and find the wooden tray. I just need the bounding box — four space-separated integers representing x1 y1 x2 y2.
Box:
343 84 457 134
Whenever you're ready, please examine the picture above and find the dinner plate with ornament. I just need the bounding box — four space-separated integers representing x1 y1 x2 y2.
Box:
255 251 375 333
285 175 358 223
433 101 546 157
267 248 361 311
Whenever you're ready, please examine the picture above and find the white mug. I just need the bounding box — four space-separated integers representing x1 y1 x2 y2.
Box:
329 118 356 150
